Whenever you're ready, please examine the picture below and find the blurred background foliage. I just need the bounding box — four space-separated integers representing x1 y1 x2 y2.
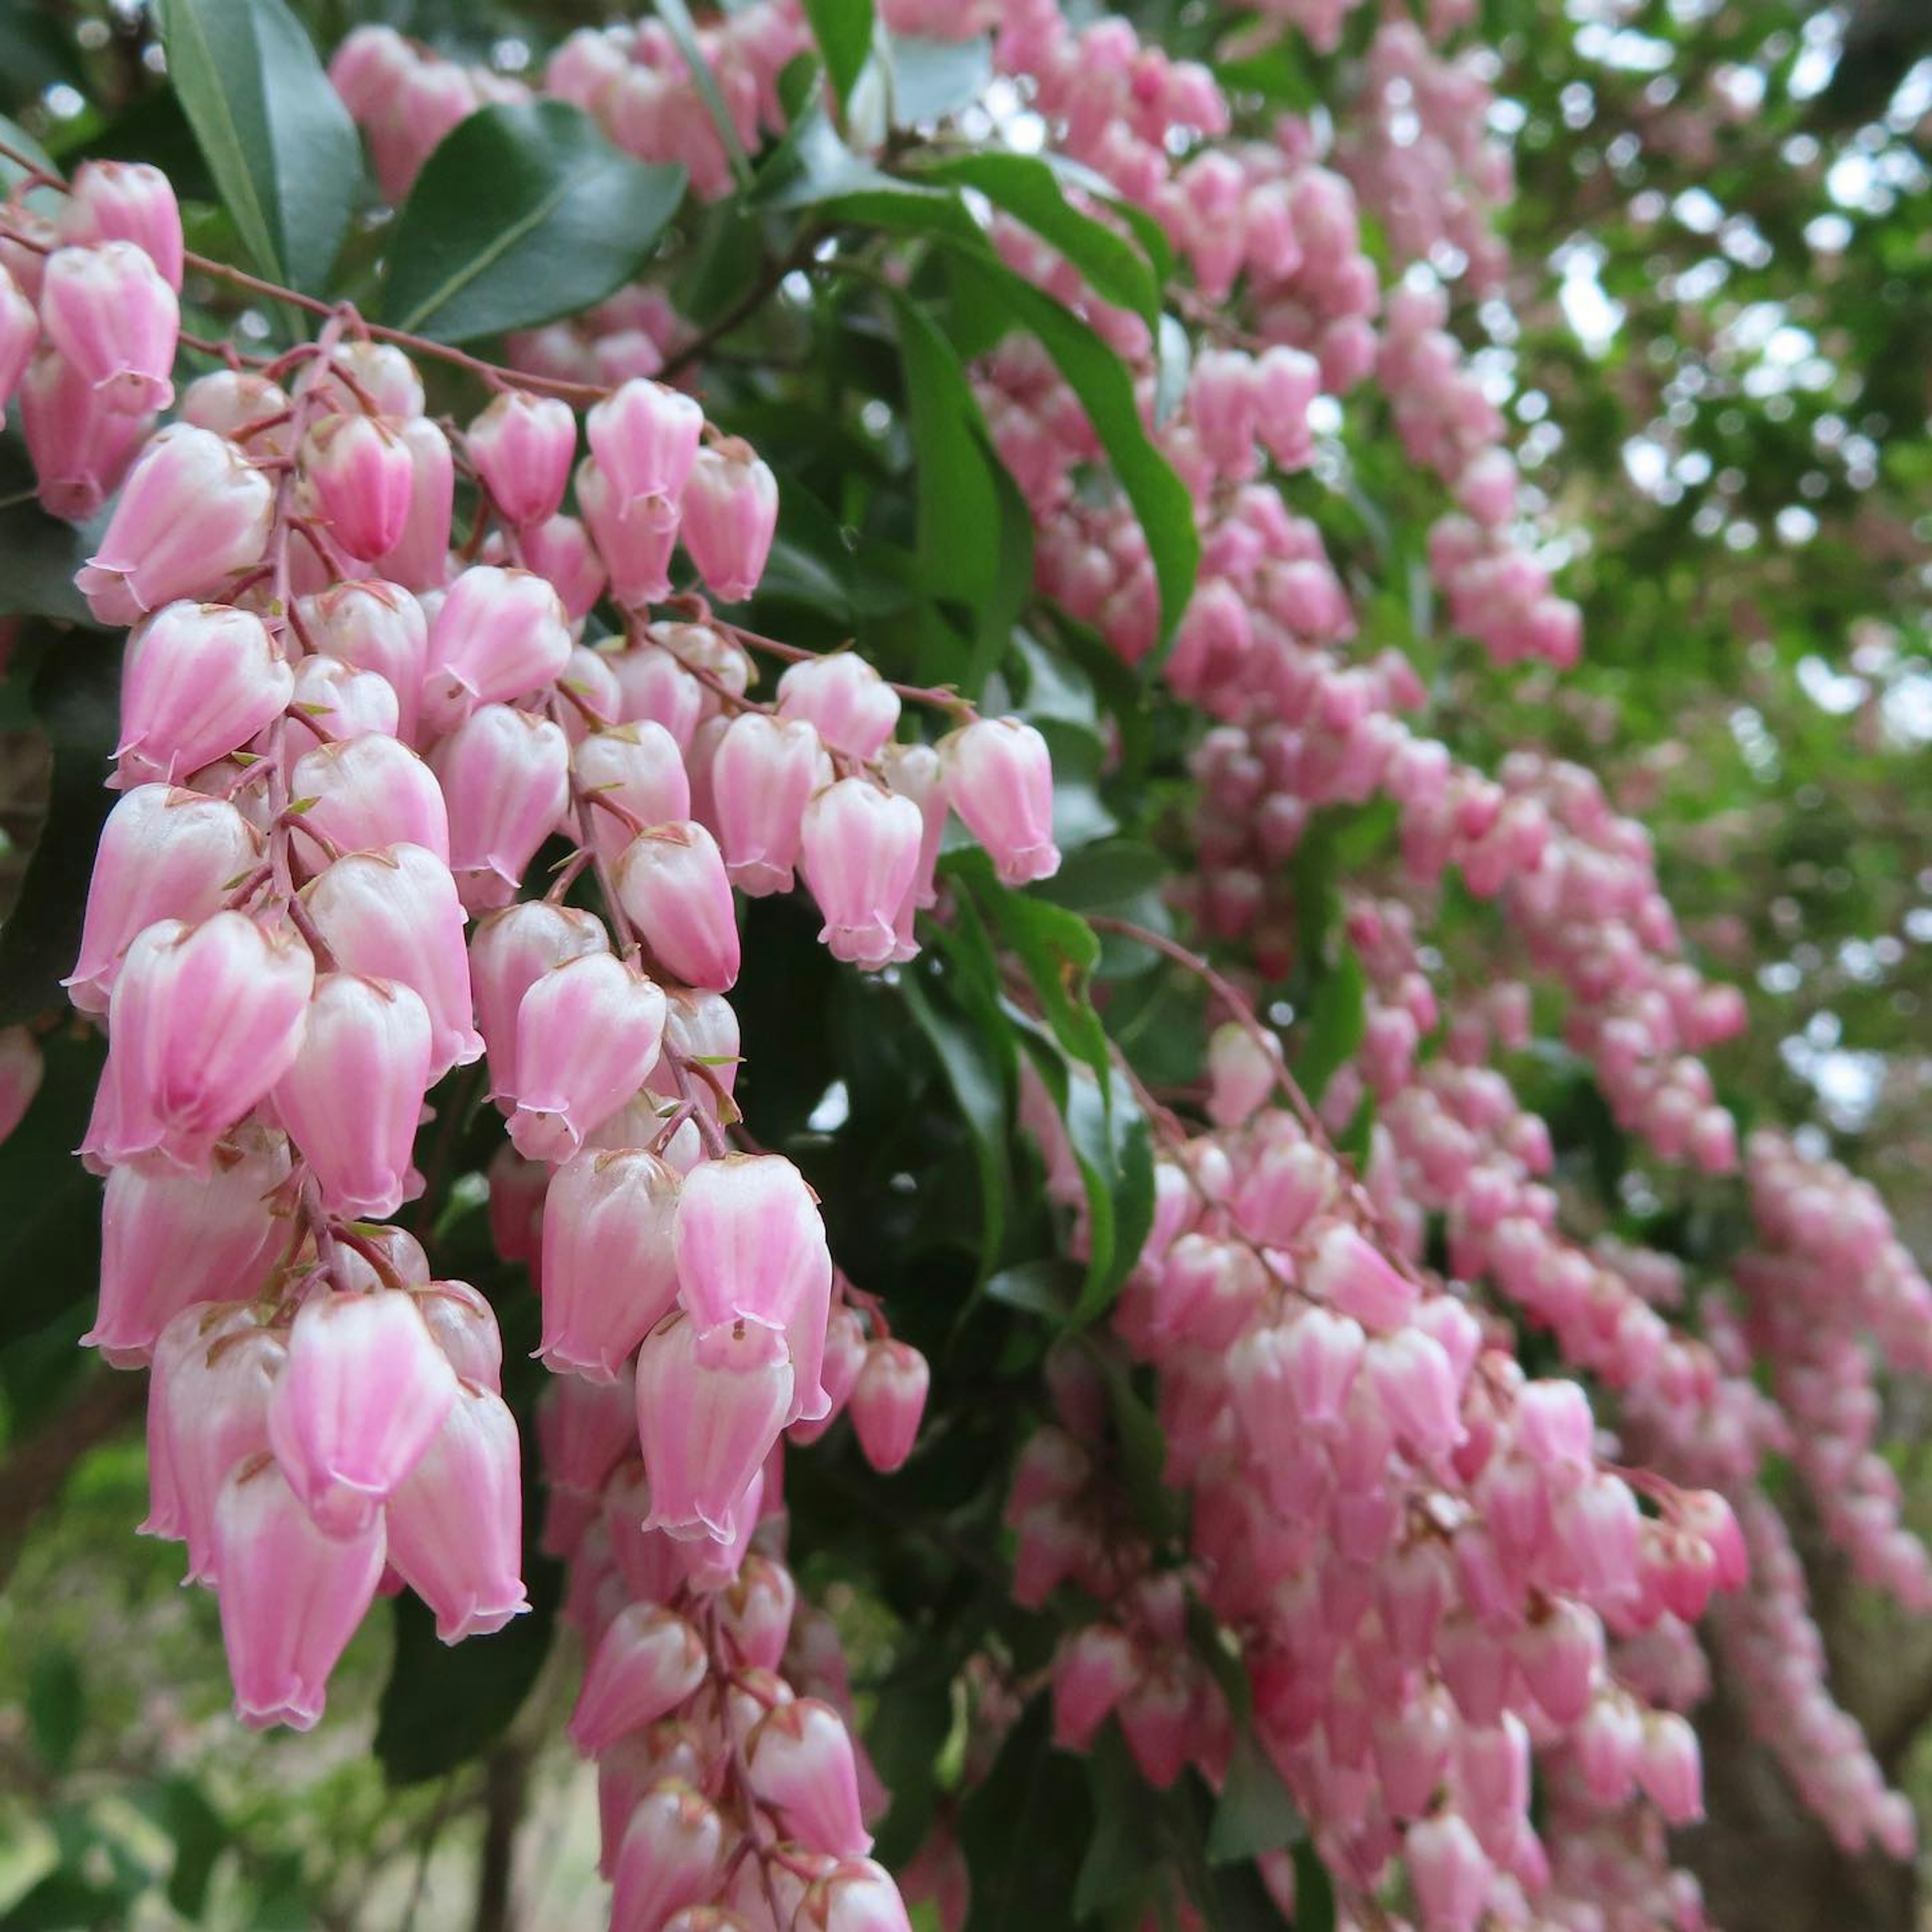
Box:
0 0 1928 1925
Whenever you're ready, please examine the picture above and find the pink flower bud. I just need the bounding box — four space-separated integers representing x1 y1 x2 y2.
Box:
801 779 923 971
635 1313 792 1544
1635 1711 1703 1823
1052 1623 1138 1751
57 159 185 288
541 1146 683 1380
718 1553 797 1671
85 1126 290 1358
614 820 741 991
1557 1472 1641 1602
421 565 573 737
19 346 152 520
1516 1599 1601 1724
941 716 1061 887
301 844 484 1078
272 974 433 1219
84 913 314 1174
807 1859 917 1932
777 654 901 761
610 641 704 746
1575 1694 1642 1804
469 900 610 1101
290 653 401 740
413 1279 502 1390
880 739 948 913
680 439 778 604
1514 1379 1594 1486
385 1384 530 1642
115 602 293 787
586 376 703 510
1118 1668 1192 1788
747 1698 873 1857
1306 1221 1418 1333
1405 1812 1491 1932
569 1603 709 1753
577 454 680 607
710 711 824 895
213 1453 386 1730
509 952 668 1163
66 785 262 1013
140 1301 263 1548
466 388 577 527
178 369 290 447
78 427 274 625
268 1287 460 1539
1205 1021 1279 1127
300 580 429 739
0 265 35 410
302 412 416 560
521 512 608 618
291 731 450 868
573 722 693 864
39 241 179 414
790 1302 867 1445
430 703 571 911
674 1153 830 1350
372 416 455 590
849 1340 929 1474
1366 1329 1465 1459
610 1781 726 1932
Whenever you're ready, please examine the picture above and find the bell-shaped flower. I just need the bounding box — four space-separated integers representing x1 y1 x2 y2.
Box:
85 1125 290 1358
776 654 900 761
301 579 429 739
711 711 824 895
522 511 608 618
849 1340 929 1475
540 1146 683 1381
290 732 450 868
301 843 483 1077
301 412 416 560
577 454 680 607
614 820 740 991
0 264 39 409
430 703 570 911
212 1453 387 1731
84 913 313 1174
746 1699 873 1857
288 653 401 741
573 721 692 864
268 1287 460 1539
272 974 433 1219
680 439 778 604
801 779 923 971
372 417 454 592
385 1384 530 1642
470 900 609 1101
56 158 185 288
115 602 293 788
940 716 1060 887
65 785 261 1013
420 564 572 737
1051 1623 1138 1751
568 1603 709 1754
78 426 274 626
466 388 576 528
508 951 667 1163
635 1312 791 1545
610 1781 726 1932
673 1152 829 1349
39 240 179 414
585 377 703 512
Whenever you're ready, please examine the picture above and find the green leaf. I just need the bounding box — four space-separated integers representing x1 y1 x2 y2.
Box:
1064 1063 1153 1325
1207 1732 1302 1865
1030 840 1169 915
891 291 1003 613
801 0 875 110
968 867 1107 1077
159 0 360 292
0 635 119 1024
653 0 754 191
1293 946 1365 1107
912 152 1161 325
374 1554 560 1783
382 101 686 342
158 1779 226 1919
958 1696 1091 1931
946 254 1199 647
1100 1357 1180 1540
886 33 993 125
899 964 1010 1291
26 1647 83 1774
1075 1725 1168 1917
984 1258 1080 1319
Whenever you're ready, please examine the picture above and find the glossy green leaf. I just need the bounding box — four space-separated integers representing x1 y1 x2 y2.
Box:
801 0 876 110
913 151 1162 324
886 33 993 126
383 102 686 342
946 254 1199 647
159 0 360 292
1294 945 1366 1107
1207 1732 1303 1865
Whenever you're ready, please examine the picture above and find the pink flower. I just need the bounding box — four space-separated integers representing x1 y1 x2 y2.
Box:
272 974 433 1219
800 779 923 971
465 388 577 528
609 1782 726 1932
746 1699 874 1857
372 417 455 591
673 1152 830 1350
39 241 179 414
302 413 417 560
385 1385 530 1642
849 1340 929 1474
420 565 573 737
508 952 668 1163
430 703 571 911
614 820 741 991
56 159 185 289
569 1603 709 1753
115 603 293 788
301 580 429 739
941 717 1061 886
66 785 262 1013
19 346 152 520
0 264 35 411
540 1146 683 1381
268 1287 460 1539
469 900 610 1102
84 913 314 1174
776 654 900 761
571 721 692 865
679 438 778 604
710 711 825 895
78 427 274 626
585 376 703 511
213 1454 387 1731
290 732 450 868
